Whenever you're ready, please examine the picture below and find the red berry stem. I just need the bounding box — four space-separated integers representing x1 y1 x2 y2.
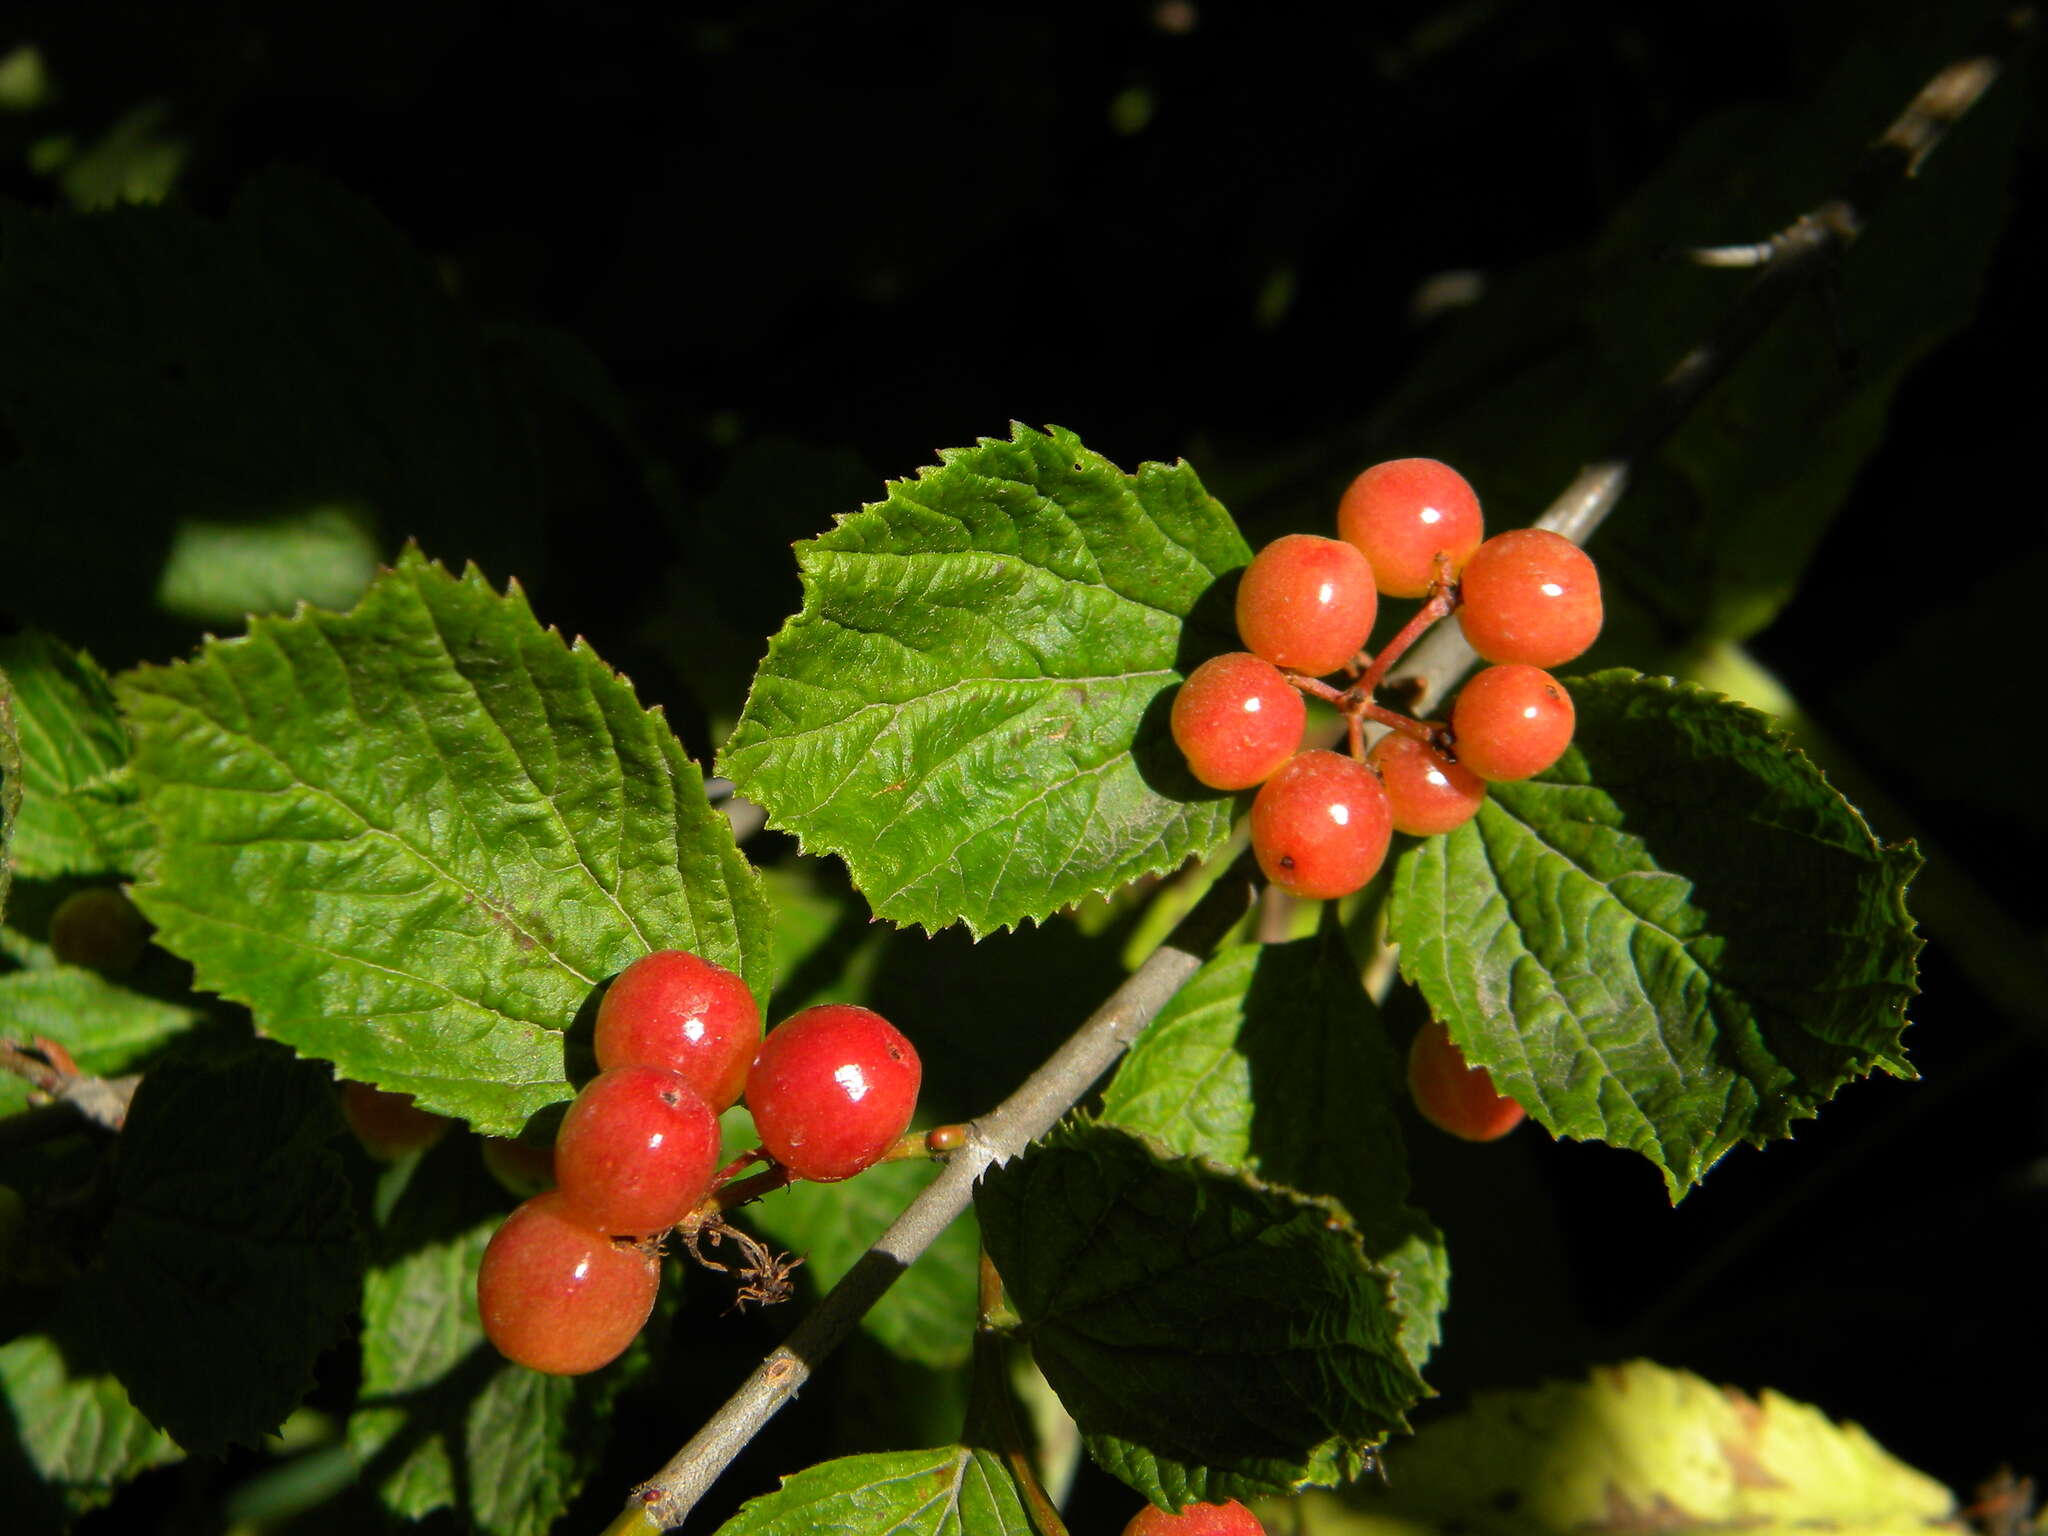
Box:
697 1158 796 1217
1281 672 1348 706
1358 700 1438 745
710 1148 771 1190
1348 583 1456 705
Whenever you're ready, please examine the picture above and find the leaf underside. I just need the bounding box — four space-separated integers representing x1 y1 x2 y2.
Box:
1389 670 1919 1199
720 422 1251 936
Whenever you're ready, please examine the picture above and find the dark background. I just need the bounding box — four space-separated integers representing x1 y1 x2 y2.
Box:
4 0 2044 1529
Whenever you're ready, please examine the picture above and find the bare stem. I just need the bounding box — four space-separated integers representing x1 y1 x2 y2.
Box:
1349 586 1454 704
974 1249 1070 1536
1374 5 2031 730
615 857 1256 1530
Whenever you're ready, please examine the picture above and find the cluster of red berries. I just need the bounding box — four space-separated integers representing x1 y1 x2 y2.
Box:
457 950 920 1376
1170 457 1601 903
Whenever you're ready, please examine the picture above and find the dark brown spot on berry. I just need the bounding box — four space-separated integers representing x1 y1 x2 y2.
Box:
1280 855 1296 869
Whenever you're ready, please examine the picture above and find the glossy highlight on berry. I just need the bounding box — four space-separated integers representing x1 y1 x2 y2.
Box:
1249 748 1393 900
1337 457 1484 599
595 948 762 1112
1234 534 1378 675
477 1191 660 1375
1456 527 1602 668
1170 651 1307 790
1449 664 1575 782
747 1004 922 1183
1367 730 1487 836
553 1064 722 1235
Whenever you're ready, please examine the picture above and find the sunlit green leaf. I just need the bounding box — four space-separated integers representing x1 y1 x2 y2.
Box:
1324 1360 1953 1534
1388 671 1918 1199
721 423 1248 936
119 548 774 1137
0 634 149 881
713 1446 1037 1536
0 1332 182 1530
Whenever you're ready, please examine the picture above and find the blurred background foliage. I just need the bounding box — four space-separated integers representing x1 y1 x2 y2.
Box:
1 0 2044 1531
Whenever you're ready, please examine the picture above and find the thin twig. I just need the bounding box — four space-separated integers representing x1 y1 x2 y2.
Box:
611 858 1256 1531
1 1039 139 1137
1378 5 2031 727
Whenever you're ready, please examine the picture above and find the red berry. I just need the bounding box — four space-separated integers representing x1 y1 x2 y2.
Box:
746 1004 921 1183
1249 749 1392 900
1455 528 1602 668
553 1065 721 1235
1234 534 1378 676
595 949 762 1113
48 886 151 974
1170 652 1308 791
477 1190 660 1375
1123 1499 1266 1536
339 1081 450 1162
1366 731 1487 836
1336 457 1484 599
1449 665 1575 783
1407 1021 1524 1142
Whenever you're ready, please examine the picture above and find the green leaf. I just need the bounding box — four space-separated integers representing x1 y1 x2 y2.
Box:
1329 1360 1953 1534
720 423 1250 936
118 547 775 1137
70 1040 361 1454
731 1107 978 1370
347 1146 623 1536
0 1331 182 1529
0 968 203 1119
1101 931 1449 1372
713 1446 1037 1536
0 634 150 881
976 1121 1424 1507
1387 670 1919 1199
154 507 381 627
